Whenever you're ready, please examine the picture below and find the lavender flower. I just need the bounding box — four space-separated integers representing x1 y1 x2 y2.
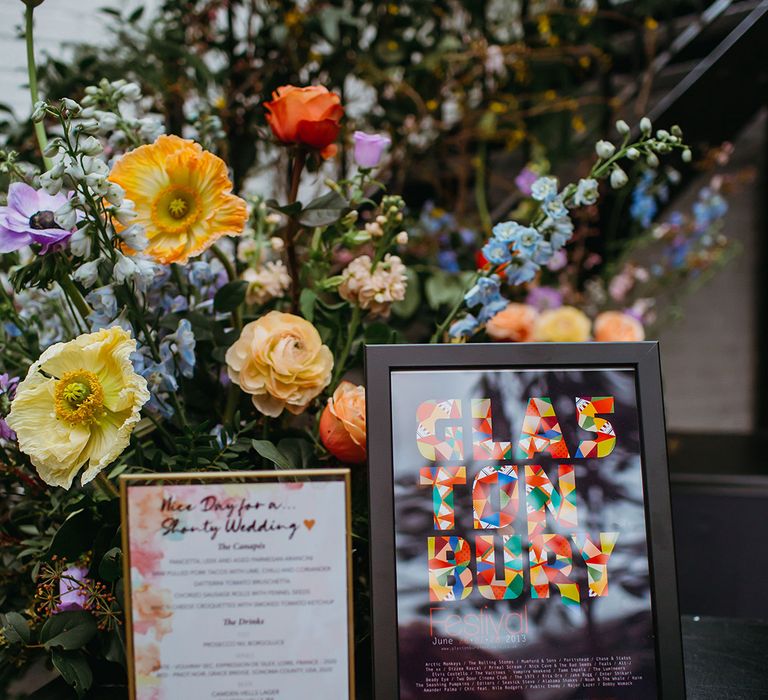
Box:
57 567 89 612
353 131 392 168
514 167 538 196
0 183 75 253
526 286 563 311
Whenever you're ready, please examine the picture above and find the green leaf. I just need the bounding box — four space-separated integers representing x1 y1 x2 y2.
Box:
251 440 293 470
425 270 466 310
300 288 317 322
364 322 397 345
103 627 127 668
2 612 30 645
266 198 302 217
392 268 421 319
297 191 349 227
41 611 97 651
98 548 122 582
48 509 93 560
51 649 92 698
214 281 248 313
277 438 315 468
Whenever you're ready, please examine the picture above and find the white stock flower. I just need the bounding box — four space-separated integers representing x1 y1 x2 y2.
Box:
54 201 77 230
113 252 139 285
119 224 148 252
69 228 92 258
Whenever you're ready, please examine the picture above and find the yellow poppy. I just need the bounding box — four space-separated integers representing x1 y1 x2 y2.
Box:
6 327 149 489
109 135 247 264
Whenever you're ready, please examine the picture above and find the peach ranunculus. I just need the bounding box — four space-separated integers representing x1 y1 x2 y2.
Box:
264 86 343 159
225 311 333 417
320 382 366 464
532 305 591 342
593 311 645 342
486 303 539 342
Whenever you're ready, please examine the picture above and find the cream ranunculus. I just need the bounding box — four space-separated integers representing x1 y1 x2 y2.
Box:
6 327 149 489
225 311 333 417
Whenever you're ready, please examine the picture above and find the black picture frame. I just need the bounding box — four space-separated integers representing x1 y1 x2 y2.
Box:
365 341 685 699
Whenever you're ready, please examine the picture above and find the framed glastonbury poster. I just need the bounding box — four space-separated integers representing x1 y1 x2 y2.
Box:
365 342 685 699
119 469 354 700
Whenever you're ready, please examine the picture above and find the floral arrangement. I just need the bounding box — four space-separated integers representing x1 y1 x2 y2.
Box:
0 2 698 697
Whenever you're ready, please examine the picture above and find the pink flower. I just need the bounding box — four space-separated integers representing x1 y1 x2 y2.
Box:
353 131 391 168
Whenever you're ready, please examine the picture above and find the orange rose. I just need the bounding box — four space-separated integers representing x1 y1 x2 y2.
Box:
486 303 539 342
593 311 645 342
264 86 343 158
319 381 366 464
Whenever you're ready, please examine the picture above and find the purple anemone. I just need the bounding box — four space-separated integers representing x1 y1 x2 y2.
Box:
0 182 74 253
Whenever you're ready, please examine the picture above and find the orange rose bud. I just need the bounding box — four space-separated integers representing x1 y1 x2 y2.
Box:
264 85 343 159
319 381 367 464
486 303 539 342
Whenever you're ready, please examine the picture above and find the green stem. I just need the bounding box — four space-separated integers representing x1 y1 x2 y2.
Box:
58 276 92 322
24 4 52 171
285 149 307 313
331 305 361 387
95 471 119 499
223 383 240 425
430 271 479 343
210 243 242 330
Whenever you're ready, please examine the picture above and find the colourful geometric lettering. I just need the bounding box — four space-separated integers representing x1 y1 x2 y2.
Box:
416 399 464 461
472 465 519 530
475 534 523 600
516 397 571 459
525 465 578 537
575 396 616 458
428 536 473 601
572 532 619 598
420 466 467 531
472 398 514 460
529 533 580 606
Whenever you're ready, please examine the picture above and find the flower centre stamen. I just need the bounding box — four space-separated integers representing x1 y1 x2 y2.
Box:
168 197 189 220
54 370 104 425
29 210 60 230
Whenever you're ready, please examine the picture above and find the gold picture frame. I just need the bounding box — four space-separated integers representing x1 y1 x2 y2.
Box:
119 468 355 699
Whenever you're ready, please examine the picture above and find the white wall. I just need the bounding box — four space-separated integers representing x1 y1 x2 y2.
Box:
0 0 158 119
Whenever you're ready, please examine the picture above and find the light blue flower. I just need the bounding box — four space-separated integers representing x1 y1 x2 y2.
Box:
188 261 215 288
161 294 189 314
543 195 568 220
530 176 558 202
491 220 524 242
505 257 540 285
512 226 543 257
3 322 21 338
531 240 554 265
477 296 509 323
573 178 599 207
437 250 460 272
162 319 196 378
448 313 480 339
482 239 512 265
464 275 501 308
86 285 118 327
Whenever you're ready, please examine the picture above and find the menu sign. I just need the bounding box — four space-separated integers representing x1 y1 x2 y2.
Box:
120 470 353 700
366 343 685 699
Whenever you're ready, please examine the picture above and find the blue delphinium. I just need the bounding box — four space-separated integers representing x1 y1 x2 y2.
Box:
629 171 658 227
161 319 196 379
133 348 177 417
481 238 513 264
448 313 480 340
531 176 558 202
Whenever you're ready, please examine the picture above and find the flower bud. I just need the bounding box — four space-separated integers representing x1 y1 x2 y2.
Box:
640 117 652 135
31 100 47 122
595 140 615 159
119 224 148 251
646 153 660 168
609 166 628 189
626 147 640 160
72 259 101 288
61 98 82 115
79 136 103 156
270 236 285 252
615 120 630 135
656 129 670 141
54 200 77 230
681 148 692 163
395 231 409 245
671 125 683 137
119 82 142 102
74 119 100 135
42 138 62 158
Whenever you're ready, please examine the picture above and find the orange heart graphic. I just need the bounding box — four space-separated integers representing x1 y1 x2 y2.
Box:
304 519 316 531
